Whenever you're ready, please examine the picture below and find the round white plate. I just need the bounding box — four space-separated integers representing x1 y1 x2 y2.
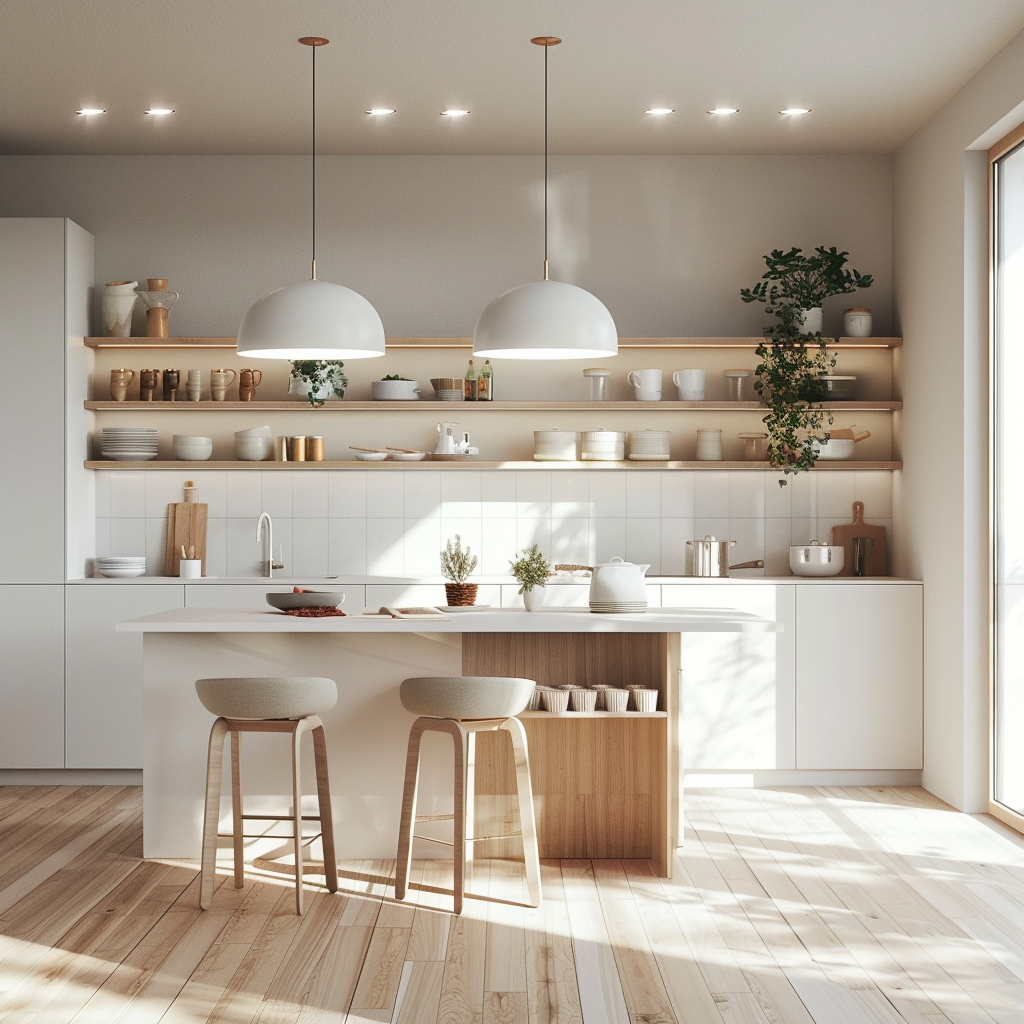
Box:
440 604 491 612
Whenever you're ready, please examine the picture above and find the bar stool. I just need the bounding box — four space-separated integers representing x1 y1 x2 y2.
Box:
395 675 542 914
195 676 339 915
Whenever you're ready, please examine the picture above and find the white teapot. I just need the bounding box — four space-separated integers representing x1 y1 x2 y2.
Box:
589 556 650 614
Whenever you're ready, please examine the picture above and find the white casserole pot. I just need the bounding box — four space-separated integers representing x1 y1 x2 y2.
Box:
371 379 421 400
589 556 650 613
789 541 844 577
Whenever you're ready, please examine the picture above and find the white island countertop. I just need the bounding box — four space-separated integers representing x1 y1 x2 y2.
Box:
118 606 783 634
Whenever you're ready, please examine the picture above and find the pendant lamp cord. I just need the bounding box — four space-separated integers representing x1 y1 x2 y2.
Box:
311 40 317 281
543 41 549 281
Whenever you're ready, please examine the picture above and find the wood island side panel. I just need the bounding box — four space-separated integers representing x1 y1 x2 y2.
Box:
462 632 677 875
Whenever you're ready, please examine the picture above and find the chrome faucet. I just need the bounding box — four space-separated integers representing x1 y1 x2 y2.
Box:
256 512 283 577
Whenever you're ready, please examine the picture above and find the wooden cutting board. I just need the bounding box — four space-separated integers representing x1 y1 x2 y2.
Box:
831 501 887 577
164 481 208 576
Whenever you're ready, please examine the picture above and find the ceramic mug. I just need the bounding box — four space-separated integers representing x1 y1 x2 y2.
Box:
673 368 705 401
210 368 236 402
162 368 180 402
238 368 262 402
109 367 135 402
140 368 159 401
628 368 662 401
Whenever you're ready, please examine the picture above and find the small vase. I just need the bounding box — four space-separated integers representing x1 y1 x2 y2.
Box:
445 583 478 607
523 587 545 612
799 307 823 334
289 377 331 402
102 280 138 337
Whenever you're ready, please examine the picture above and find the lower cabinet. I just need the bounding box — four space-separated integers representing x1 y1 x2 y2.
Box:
0 585 65 768
65 584 185 768
795 584 923 769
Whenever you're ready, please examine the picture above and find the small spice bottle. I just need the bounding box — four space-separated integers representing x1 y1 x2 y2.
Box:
306 436 324 461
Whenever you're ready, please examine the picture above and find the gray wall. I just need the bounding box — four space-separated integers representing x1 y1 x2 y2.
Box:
0 154 892 340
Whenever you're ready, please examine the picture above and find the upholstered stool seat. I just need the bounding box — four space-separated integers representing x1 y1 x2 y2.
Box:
196 677 339 915
395 675 541 914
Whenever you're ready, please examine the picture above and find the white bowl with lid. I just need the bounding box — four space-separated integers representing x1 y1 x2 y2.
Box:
789 541 844 576
534 430 577 461
581 430 625 461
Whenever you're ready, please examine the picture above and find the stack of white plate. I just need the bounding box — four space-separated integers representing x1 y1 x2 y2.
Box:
627 430 670 461
101 427 158 461
95 556 146 578
534 429 577 461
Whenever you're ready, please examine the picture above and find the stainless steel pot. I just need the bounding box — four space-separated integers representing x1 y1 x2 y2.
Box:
687 536 764 577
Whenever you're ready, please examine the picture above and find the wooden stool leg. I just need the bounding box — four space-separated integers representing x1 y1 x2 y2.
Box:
311 718 338 894
200 718 229 909
230 729 244 890
291 719 306 915
452 723 467 916
464 728 477 881
396 718 428 901
502 716 542 908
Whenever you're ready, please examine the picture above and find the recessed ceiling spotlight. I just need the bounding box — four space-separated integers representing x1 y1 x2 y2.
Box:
708 107 739 115
440 109 470 117
77 108 105 116
145 108 175 116
644 108 675 115
780 107 810 116
366 108 396 115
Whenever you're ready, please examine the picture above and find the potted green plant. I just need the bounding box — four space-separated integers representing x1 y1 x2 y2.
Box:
289 360 348 408
741 246 873 474
509 544 552 612
441 534 478 606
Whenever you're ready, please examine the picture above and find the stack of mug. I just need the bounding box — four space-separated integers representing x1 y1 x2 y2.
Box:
186 369 202 402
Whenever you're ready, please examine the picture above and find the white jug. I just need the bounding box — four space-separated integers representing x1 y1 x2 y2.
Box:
589 556 650 614
435 421 459 455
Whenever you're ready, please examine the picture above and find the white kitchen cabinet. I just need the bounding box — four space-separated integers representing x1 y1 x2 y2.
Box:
795 584 923 769
0 218 93 583
0 585 65 768
185 582 367 611
65 584 185 768
664 583 796 770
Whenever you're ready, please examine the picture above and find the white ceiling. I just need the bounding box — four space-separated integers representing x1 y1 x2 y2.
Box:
4 0 1024 157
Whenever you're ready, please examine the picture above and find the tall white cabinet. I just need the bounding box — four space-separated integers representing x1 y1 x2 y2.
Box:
0 219 93 769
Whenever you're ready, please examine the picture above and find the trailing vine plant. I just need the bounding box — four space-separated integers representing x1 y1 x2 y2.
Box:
740 247 872 475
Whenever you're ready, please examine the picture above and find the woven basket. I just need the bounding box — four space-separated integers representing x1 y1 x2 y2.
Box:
444 582 478 607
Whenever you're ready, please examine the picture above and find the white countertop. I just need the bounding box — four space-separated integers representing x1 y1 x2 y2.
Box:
118 606 783 633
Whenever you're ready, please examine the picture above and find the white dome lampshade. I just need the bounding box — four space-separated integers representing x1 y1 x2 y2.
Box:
237 278 385 359
473 279 617 360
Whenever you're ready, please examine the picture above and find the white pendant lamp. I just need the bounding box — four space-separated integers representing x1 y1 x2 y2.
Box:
473 36 617 361
237 37 385 360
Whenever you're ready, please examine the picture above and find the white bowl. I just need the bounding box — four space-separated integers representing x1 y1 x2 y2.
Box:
234 425 273 438
172 436 213 460
371 380 421 401
388 451 429 461
812 438 856 459
235 437 274 461
354 451 388 461
789 544 844 576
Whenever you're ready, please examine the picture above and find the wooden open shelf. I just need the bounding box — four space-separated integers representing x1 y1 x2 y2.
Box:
85 399 903 412
84 459 903 471
83 335 904 350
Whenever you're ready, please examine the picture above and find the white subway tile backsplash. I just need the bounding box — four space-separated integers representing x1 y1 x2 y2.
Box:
292 471 330 518
366 473 404 519
694 471 730 518
329 518 367 575
99 467 891 581
403 471 442 520
329 470 366 518
225 471 262 518
625 473 661 519
144 518 166 574
589 472 627 518
110 472 146 518
260 472 293 519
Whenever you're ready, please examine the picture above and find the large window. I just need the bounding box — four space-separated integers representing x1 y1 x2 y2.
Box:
992 126 1024 826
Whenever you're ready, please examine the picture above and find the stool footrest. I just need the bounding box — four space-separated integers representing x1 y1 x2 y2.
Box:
412 830 524 847
241 814 324 823
218 830 324 843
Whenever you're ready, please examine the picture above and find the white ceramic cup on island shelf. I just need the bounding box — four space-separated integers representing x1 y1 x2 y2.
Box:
628 368 662 401
673 368 705 401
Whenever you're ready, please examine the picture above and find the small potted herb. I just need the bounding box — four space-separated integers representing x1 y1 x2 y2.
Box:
441 535 478 606
510 544 552 612
289 360 348 408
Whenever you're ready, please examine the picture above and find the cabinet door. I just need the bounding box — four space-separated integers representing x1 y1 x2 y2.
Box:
65 584 185 768
0 585 65 768
0 220 68 583
795 584 923 769
663 584 795 770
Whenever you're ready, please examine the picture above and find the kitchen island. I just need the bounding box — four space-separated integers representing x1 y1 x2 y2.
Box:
121 606 781 876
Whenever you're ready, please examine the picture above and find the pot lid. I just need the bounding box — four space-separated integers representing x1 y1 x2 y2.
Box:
593 555 649 569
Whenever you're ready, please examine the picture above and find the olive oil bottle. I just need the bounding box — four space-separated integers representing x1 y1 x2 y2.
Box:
478 359 493 401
